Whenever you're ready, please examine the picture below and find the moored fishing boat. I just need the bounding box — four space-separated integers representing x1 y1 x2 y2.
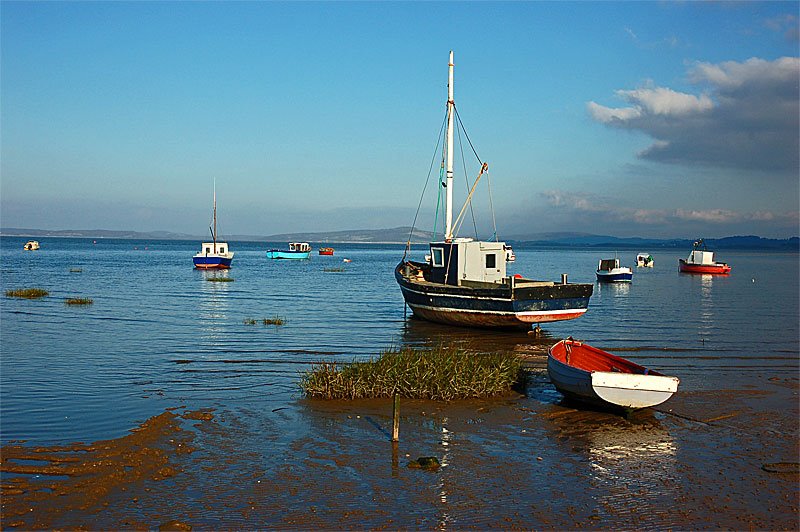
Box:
23 240 40 251
266 242 311 260
596 257 633 283
547 338 680 410
319 247 334 256
679 239 731 274
193 182 234 269
636 253 654 267
395 51 593 330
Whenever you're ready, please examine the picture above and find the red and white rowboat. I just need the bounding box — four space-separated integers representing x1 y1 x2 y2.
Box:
547 338 680 411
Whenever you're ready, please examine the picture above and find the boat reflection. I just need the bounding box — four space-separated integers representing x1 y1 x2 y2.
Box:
595 280 631 298
399 316 554 365
198 269 232 343
540 407 678 524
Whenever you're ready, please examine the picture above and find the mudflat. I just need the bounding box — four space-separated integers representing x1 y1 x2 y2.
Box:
2 373 797 530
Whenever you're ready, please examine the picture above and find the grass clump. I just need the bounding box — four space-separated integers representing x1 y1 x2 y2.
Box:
300 344 523 400
207 277 234 282
65 297 93 305
6 288 49 299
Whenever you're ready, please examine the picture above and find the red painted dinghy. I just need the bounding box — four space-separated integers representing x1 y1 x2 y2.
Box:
547 338 679 410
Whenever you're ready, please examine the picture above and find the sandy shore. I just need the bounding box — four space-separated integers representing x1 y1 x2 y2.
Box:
2 372 798 530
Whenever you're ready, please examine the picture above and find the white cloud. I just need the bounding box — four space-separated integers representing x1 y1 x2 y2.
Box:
587 56 800 175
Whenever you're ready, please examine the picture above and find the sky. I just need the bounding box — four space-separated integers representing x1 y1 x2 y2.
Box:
1 1 798 239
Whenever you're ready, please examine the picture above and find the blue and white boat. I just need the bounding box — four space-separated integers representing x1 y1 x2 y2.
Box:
193 183 234 269
596 258 632 282
266 242 311 260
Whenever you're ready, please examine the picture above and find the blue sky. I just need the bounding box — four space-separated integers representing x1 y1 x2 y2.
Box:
2 1 798 239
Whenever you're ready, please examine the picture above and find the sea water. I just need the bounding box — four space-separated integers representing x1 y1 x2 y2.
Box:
1 236 797 444
2 236 798 529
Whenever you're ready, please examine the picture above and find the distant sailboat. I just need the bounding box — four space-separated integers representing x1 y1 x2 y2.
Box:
193 181 234 269
395 51 593 329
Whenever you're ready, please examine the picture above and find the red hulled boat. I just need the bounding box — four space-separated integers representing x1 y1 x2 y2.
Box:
678 239 731 274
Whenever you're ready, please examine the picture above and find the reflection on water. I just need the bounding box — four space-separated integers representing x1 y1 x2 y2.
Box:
438 418 452 529
199 269 232 344
541 408 679 526
697 274 715 340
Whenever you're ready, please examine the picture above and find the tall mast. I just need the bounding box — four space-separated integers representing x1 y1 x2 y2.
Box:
445 50 455 241
213 179 217 248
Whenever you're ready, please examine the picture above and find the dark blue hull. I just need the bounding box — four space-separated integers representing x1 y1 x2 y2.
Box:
396 261 592 329
193 256 233 269
596 271 633 282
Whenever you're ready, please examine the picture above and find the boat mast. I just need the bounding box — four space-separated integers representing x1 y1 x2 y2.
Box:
213 179 217 249
445 50 455 241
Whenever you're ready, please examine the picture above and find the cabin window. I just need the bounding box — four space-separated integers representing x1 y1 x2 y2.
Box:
431 247 444 267
485 253 496 268
205 247 211 253
220 247 225 253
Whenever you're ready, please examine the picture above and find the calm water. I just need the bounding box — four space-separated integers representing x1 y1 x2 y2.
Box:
1 236 797 445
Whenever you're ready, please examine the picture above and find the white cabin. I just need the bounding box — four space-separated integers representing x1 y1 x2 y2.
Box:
687 250 715 265
289 242 310 252
200 242 229 255
429 238 506 286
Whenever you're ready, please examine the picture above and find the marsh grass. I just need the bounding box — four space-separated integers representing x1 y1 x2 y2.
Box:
5 288 49 299
207 277 234 282
300 344 523 400
65 297 93 305
244 316 285 326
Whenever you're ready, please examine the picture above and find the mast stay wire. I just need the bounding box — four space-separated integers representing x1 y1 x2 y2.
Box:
455 117 479 239
404 109 448 260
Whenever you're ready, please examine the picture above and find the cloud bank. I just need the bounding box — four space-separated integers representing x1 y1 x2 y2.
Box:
587 57 800 174
540 190 799 237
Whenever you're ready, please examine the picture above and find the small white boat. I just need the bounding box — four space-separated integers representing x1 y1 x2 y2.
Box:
547 338 679 411
23 240 40 251
596 258 633 282
193 182 234 269
504 244 516 263
636 253 654 268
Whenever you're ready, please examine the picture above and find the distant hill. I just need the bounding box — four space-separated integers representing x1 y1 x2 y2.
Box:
506 232 799 250
0 226 434 244
1 227 796 249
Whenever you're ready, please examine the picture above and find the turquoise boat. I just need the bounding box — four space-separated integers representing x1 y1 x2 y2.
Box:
266 242 311 260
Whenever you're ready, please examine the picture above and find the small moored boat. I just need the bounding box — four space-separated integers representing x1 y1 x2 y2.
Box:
319 247 334 256
193 182 234 269
23 240 40 251
266 242 311 260
547 338 680 410
596 258 633 283
679 239 731 274
636 253 654 268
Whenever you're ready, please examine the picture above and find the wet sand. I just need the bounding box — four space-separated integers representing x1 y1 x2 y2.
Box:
2 374 798 530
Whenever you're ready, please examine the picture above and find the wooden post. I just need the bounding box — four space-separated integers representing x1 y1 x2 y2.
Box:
392 392 400 442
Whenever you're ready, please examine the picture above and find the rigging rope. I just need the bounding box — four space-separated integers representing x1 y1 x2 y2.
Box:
404 109 448 260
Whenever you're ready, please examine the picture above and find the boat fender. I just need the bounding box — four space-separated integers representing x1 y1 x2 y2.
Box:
643 369 650 375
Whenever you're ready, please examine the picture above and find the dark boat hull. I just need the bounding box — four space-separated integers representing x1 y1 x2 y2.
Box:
395 262 593 329
193 256 233 269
